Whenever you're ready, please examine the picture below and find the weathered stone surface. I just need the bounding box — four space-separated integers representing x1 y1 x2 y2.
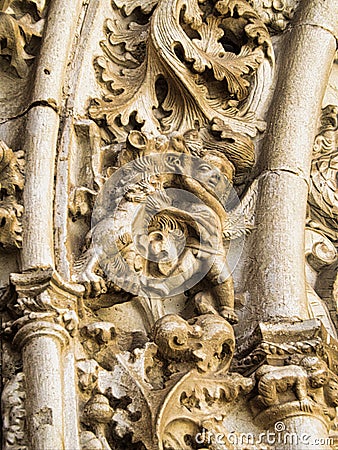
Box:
1 0 338 449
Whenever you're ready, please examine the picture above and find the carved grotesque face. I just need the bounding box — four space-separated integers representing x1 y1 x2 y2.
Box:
303 358 329 388
325 379 338 406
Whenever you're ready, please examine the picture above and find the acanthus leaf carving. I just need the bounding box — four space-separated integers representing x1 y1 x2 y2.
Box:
0 1 48 77
0 141 24 249
1 372 27 450
2 267 83 337
89 0 273 149
77 313 253 450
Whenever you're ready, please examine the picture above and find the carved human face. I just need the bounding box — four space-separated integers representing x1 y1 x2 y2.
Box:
194 154 233 197
147 230 179 262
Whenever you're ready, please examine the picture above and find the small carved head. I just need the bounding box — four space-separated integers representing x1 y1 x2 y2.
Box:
77 359 100 392
301 356 329 389
193 150 234 198
324 377 338 407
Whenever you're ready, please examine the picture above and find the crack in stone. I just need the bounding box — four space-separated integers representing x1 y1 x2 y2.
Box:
291 22 338 41
0 99 59 125
256 168 310 189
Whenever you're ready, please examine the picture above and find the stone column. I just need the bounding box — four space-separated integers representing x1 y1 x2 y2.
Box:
9 268 83 450
13 321 69 450
248 0 338 323
17 1 84 447
22 0 83 269
254 403 332 450
243 2 338 444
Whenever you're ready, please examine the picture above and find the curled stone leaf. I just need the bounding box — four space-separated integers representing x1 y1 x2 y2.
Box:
90 0 274 146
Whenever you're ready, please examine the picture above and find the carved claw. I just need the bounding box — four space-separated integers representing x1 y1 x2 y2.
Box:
83 275 107 298
299 398 313 413
219 306 238 325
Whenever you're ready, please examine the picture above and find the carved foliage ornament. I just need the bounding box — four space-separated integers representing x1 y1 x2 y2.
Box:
0 141 24 249
77 314 252 450
308 105 338 244
248 0 300 32
1 372 27 450
0 0 48 77
90 0 273 171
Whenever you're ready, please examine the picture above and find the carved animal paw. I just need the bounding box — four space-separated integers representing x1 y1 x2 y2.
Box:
194 292 218 315
74 271 107 298
299 398 313 413
219 306 238 324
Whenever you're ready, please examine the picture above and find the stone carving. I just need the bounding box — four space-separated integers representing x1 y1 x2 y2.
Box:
1 372 27 450
233 319 336 375
0 141 24 249
77 359 100 394
249 0 300 32
158 370 253 450
153 313 235 373
2 267 82 336
305 105 338 339
2 0 338 447
0 0 47 77
73 130 259 333
305 228 337 337
89 0 273 154
308 105 338 244
83 394 114 450
72 3 271 444
255 357 327 410
76 313 252 450
253 356 338 425
73 0 273 335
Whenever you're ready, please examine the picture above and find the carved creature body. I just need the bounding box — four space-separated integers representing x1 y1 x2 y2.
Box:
256 357 330 413
73 131 240 325
73 0 272 331
256 364 309 408
74 186 153 296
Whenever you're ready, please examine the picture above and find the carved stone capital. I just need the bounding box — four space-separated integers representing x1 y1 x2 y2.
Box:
234 319 338 375
251 356 338 429
2 267 84 339
13 320 70 350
